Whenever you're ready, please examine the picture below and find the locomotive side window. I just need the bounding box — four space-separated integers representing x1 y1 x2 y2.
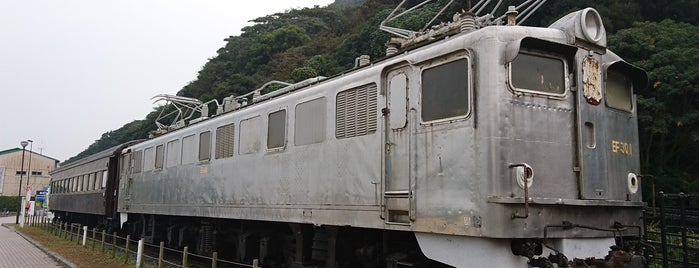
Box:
510 52 565 95
336 83 377 138
166 139 180 168
199 131 212 161
605 70 633 111
155 144 164 169
143 147 155 172
133 150 143 173
240 116 262 155
421 58 470 122
182 135 197 164
268 110 287 149
216 123 235 159
295 97 326 146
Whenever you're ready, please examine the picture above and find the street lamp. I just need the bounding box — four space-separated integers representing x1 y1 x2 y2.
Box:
15 140 28 224
26 139 33 193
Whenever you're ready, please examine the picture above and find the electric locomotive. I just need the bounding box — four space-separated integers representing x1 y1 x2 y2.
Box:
55 2 649 267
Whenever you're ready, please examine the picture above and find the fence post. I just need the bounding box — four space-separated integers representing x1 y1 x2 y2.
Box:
212 252 218 268
679 193 688 267
82 226 88 246
136 238 144 268
101 230 106 253
124 235 131 264
158 242 164 268
92 227 97 249
182 246 189 268
69 224 74 242
77 224 82 245
659 192 668 268
112 232 117 259
253 259 259 268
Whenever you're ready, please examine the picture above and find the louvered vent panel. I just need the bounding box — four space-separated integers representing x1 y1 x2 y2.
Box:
215 123 235 159
336 84 377 139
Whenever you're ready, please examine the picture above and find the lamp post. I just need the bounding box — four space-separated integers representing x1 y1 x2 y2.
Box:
26 139 33 196
15 140 28 224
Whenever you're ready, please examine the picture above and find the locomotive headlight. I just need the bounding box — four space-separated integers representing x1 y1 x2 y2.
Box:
549 7 607 48
627 173 639 194
580 8 603 43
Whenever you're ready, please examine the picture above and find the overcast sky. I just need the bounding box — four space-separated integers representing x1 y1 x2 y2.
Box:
0 0 334 162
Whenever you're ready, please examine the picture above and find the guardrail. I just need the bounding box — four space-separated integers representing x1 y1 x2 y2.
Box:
643 192 699 268
21 215 260 268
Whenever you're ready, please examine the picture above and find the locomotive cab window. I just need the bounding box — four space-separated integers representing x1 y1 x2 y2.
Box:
267 109 287 150
605 70 633 111
421 58 470 122
509 52 565 95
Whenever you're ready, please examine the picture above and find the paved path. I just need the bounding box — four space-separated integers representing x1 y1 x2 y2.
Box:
0 216 62 268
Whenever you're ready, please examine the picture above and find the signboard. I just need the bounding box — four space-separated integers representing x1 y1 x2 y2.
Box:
36 190 47 202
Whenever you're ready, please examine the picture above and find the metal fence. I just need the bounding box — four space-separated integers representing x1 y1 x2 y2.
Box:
643 192 699 268
20 215 260 268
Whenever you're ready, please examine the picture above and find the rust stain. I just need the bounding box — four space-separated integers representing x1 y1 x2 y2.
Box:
582 57 602 105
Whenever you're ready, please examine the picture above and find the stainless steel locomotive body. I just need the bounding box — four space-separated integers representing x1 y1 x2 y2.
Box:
113 7 646 267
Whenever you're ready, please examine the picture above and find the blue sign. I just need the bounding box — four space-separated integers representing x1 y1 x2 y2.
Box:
35 190 47 202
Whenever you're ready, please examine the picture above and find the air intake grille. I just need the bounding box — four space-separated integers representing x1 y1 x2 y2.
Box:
336 83 377 138
215 123 235 159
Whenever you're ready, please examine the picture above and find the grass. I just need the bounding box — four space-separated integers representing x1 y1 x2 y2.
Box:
10 224 134 268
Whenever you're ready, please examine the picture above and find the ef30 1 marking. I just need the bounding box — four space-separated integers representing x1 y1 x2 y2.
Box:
612 140 632 155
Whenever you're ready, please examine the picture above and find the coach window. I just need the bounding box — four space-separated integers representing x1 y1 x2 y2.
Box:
199 131 212 161
215 123 235 159
336 84 378 138
182 135 197 164
166 139 181 168
133 150 143 173
268 109 287 150
240 116 262 155
95 172 103 190
421 58 470 122
510 52 565 95
87 173 94 191
295 98 326 145
102 170 108 189
155 144 164 169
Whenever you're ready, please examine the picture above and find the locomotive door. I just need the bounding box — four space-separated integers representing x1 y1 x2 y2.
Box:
578 56 609 199
383 68 413 224
578 56 644 200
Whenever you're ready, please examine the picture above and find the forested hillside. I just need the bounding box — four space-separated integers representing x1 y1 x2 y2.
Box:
66 0 698 196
